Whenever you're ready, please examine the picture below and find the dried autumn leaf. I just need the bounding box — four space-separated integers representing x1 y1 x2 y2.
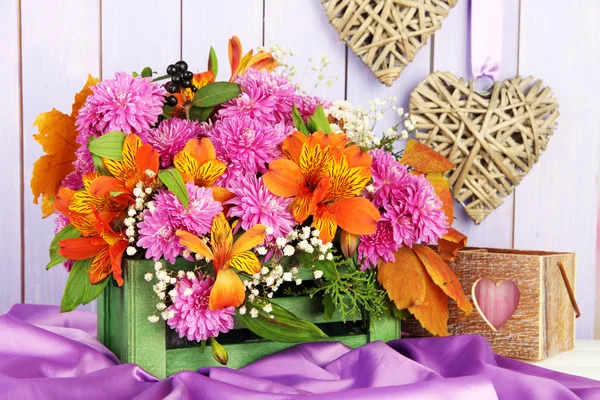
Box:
412 244 472 317
377 247 427 310
41 195 55 218
408 273 450 336
426 172 454 223
400 139 455 174
31 75 99 208
438 228 468 262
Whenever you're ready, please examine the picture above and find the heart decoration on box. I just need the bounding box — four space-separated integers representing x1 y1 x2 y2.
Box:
472 278 520 331
321 0 457 86
409 72 559 224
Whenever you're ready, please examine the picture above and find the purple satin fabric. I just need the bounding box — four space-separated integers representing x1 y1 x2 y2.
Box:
1 305 599 399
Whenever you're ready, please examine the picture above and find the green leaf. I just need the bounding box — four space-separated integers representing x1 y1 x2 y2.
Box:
88 131 126 161
61 258 109 312
294 251 339 280
60 258 91 312
92 154 111 176
322 293 334 321
188 106 213 122
311 104 332 133
81 276 109 305
191 82 241 108
132 72 139 78
208 46 218 78
141 67 153 78
292 104 310 135
158 168 188 208
238 301 328 343
47 225 82 270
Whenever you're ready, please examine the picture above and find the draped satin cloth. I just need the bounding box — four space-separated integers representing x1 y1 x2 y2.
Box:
1 305 599 399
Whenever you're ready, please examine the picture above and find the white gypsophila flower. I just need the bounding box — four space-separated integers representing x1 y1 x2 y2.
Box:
274 264 283 273
288 230 298 240
128 208 137 217
170 277 176 284
261 266 269 275
283 245 295 256
128 237 135 243
145 169 156 178
133 187 144 198
148 315 159 323
144 187 152 195
251 289 259 296
250 308 259 318
326 253 334 261
194 253 203 261
124 217 135 227
318 255 325 261
161 311 169 320
310 237 321 247
168 289 177 298
239 306 247 315
295 278 303 285
248 294 256 301
282 272 293 282
302 226 311 237
265 226 274 235
183 288 193 297
365 184 375 193
262 303 273 313
147 201 156 212
157 292 165 300
177 270 185 278
156 302 166 311
125 227 135 237
186 271 195 280
144 273 153 282
267 292 273 298
257 246 268 256
154 262 163 271
275 237 287 248
313 270 324 279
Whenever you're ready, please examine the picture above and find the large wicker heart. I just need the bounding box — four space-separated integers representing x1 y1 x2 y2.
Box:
410 72 559 224
321 0 457 86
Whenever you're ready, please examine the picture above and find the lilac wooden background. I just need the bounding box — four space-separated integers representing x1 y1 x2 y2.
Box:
1 0 599 339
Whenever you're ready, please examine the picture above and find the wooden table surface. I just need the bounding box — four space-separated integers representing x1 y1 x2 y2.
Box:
525 340 600 381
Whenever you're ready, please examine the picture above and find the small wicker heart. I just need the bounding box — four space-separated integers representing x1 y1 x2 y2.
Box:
410 72 559 224
321 0 457 86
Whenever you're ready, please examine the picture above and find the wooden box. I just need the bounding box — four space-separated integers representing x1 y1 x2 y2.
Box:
403 248 577 360
98 259 401 378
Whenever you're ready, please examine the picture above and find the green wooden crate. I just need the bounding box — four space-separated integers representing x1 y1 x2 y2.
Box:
98 259 401 378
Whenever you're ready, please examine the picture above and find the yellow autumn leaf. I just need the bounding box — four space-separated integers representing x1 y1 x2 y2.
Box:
377 247 427 310
412 244 472 317
408 272 450 336
30 75 99 209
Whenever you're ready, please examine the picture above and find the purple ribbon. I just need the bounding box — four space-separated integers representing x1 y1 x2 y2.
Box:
470 0 504 82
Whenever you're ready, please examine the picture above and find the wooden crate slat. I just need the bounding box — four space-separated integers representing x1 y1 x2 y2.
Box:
165 334 369 374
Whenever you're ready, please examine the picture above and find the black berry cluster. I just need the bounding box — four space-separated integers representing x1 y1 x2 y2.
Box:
164 60 197 107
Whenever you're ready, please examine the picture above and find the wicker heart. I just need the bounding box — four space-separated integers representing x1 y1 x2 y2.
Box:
321 0 457 86
472 278 520 331
410 72 559 224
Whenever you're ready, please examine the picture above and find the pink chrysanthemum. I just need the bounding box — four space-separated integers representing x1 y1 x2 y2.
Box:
369 149 411 208
296 95 332 118
226 175 295 240
381 203 418 248
74 72 164 174
209 116 286 184
402 174 449 243
220 69 298 124
382 173 449 247
137 210 183 264
76 72 164 136
138 183 221 263
148 118 201 167
358 221 398 270
166 274 235 342
61 171 84 191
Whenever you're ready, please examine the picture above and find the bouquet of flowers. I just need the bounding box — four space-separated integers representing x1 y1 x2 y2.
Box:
32 37 472 364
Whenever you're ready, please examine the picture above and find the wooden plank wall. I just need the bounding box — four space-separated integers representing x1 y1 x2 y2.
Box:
1 0 598 338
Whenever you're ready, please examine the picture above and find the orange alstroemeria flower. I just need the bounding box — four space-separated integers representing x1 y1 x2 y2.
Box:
228 36 278 81
264 131 380 243
173 138 234 203
88 134 159 198
171 70 216 113
58 208 128 286
176 213 266 311
57 172 129 218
